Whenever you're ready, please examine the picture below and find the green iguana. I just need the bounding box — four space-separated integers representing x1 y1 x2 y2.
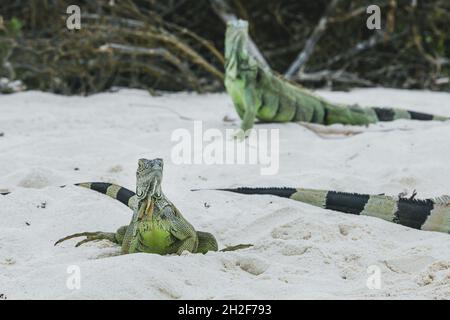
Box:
224 20 449 132
49 158 250 255
195 187 450 234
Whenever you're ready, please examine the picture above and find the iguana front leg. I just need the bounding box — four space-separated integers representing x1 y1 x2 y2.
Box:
195 231 218 254
174 232 198 254
232 86 260 141
168 209 199 254
54 225 127 247
239 86 260 133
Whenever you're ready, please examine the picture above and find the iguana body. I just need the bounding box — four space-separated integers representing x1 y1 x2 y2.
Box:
55 158 220 255
203 187 450 234
224 20 448 132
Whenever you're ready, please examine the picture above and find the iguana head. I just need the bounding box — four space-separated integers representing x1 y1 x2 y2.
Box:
136 158 163 199
136 158 163 219
225 20 253 79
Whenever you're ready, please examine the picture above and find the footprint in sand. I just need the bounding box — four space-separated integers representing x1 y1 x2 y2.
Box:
236 256 269 276
416 260 450 286
17 167 62 189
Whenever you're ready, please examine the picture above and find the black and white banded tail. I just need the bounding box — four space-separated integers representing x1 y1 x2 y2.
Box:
1 182 137 209
372 107 448 122
200 187 450 234
73 182 137 209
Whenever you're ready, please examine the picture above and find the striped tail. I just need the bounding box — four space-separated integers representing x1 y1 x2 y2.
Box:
208 187 298 198
372 107 448 122
0 182 136 205
201 187 450 234
74 182 137 210
1 183 137 209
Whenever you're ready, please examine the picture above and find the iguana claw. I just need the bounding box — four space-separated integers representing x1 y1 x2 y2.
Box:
232 129 248 141
54 231 116 247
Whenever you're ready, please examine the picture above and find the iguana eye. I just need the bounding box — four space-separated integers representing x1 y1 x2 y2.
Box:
153 158 163 167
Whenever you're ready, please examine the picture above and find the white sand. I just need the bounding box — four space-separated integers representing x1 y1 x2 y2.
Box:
0 88 449 299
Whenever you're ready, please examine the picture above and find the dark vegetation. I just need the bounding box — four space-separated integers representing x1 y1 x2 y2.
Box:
0 0 449 95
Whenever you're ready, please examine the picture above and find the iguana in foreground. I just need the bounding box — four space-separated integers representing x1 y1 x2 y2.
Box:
195 187 450 234
225 20 449 132
50 158 251 255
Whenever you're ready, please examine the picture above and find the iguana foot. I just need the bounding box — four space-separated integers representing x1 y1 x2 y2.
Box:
232 129 251 141
54 231 117 247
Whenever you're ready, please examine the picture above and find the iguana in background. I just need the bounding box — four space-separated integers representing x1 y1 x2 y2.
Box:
224 20 448 133
51 158 251 255
195 187 450 234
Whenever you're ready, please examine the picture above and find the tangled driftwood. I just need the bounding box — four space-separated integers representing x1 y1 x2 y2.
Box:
0 0 449 94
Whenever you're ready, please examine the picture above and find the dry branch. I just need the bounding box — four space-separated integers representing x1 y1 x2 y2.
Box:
1 0 449 94
284 0 341 79
98 43 200 91
295 69 373 87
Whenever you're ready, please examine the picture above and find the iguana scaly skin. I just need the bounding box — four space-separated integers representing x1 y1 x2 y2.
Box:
201 187 450 234
225 20 448 132
55 158 220 255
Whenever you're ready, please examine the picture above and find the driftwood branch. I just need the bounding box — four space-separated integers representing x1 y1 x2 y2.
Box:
2 0 449 93
295 69 374 87
284 0 341 79
299 122 415 139
210 0 270 69
83 13 225 65
88 24 224 82
99 43 201 91
323 31 385 68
